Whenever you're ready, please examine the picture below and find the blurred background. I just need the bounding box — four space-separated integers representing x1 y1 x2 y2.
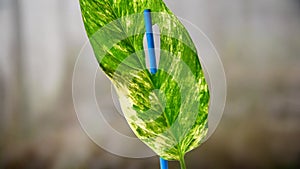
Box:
1 0 300 168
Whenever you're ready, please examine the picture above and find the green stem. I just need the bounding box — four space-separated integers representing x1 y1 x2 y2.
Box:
179 153 187 169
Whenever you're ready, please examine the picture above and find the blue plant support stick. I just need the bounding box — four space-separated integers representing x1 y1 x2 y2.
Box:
160 157 168 169
144 9 157 74
144 9 168 169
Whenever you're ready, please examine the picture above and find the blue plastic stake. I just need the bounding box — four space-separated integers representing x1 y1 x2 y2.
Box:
144 9 157 74
144 9 168 169
160 157 169 169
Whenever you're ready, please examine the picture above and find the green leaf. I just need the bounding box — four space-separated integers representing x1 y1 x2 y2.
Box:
79 0 209 163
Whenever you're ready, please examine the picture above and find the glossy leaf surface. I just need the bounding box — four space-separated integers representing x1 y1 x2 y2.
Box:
79 0 209 161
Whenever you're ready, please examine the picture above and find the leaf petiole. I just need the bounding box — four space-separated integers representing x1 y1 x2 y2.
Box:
179 153 187 169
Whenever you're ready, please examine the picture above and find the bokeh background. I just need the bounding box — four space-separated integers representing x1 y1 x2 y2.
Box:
1 0 300 168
